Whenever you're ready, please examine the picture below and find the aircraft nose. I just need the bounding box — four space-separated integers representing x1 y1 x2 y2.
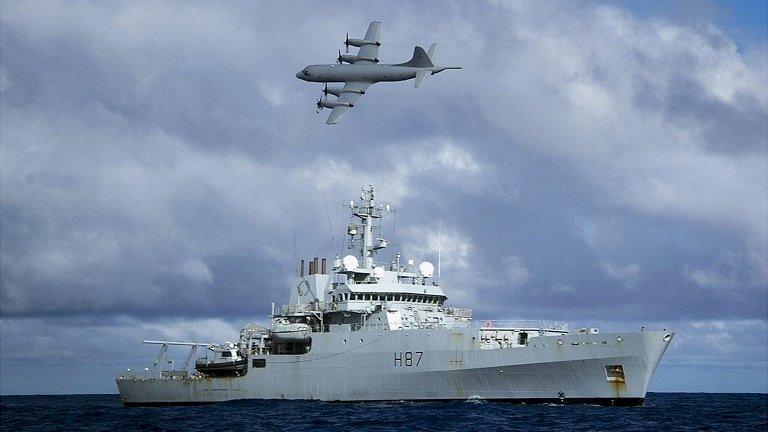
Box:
296 71 302 79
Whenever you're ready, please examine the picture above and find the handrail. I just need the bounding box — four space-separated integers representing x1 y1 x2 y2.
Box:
142 340 213 346
475 320 569 332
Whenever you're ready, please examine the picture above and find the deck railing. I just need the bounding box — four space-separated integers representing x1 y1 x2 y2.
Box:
475 319 569 332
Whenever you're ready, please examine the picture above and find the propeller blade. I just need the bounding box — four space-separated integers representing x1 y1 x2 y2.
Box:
345 32 349 53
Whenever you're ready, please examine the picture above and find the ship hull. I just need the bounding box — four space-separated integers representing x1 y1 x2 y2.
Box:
117 330 672 406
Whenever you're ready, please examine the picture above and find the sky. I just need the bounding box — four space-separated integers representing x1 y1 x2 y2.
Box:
0 0 766 394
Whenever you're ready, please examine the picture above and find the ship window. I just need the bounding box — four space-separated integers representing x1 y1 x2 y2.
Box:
605 365 626 383
364 294 370 300
252 359 266 368
396 294 401 301
222 351 232 358
387 294 393 301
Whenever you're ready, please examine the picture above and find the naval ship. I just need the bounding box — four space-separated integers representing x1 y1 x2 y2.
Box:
117 185 673 406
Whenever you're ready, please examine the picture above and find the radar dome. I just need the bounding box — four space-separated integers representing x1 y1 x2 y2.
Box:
419 261 435 277
373 266 385 279
342 255 359 271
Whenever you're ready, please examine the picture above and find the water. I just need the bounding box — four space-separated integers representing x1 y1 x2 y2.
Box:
1 393 765 431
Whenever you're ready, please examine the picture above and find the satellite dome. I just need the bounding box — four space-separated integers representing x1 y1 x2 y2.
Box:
419 261 435 277
342 255 359 271
373 266 385 279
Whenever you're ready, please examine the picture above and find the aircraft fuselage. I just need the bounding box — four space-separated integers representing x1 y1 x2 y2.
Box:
296 64 420 83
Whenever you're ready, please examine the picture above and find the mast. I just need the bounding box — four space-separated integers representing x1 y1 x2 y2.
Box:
349 184 389 270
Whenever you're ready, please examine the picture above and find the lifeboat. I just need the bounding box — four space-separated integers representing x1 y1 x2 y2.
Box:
195 345 247 377
271 318 312 341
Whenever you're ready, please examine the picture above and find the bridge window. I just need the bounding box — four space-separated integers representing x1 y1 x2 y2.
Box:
252 359 266 368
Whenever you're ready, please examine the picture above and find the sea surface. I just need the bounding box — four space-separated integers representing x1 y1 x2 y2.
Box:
1 393 766 431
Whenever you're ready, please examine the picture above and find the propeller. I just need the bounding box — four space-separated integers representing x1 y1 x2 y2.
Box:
345 32 350 53
337 50 343 64
316 96 323 114
323 83 329 96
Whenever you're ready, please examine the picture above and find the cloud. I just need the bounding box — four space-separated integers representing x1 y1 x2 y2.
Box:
501 255 532 288
600 260 641 281
472 3 767 244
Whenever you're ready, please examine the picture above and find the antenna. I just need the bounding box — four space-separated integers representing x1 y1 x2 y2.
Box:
392 191 397 258
323 191 338 256
437 218 442 282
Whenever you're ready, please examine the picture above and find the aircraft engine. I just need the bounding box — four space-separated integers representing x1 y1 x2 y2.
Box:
344 32 381 51
316 97 354 111
337 51 379 64
323 84 365 97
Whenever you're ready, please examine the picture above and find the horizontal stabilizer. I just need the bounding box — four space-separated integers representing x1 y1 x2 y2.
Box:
415 70 429 88
427 43 437 64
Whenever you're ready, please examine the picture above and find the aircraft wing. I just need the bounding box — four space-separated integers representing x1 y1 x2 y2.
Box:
326 81 372 125
356 21 381 64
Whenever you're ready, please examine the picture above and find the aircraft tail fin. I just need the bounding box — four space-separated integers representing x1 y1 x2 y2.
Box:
396 46 434 68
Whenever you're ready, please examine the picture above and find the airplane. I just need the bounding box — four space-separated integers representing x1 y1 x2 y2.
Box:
296 21 462 125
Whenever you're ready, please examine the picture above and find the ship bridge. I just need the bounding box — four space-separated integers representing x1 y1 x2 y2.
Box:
280 185 470 332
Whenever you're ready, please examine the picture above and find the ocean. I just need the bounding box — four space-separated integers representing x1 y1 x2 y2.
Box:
1 393 766 431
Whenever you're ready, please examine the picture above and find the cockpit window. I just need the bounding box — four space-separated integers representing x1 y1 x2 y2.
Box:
303 69 309 76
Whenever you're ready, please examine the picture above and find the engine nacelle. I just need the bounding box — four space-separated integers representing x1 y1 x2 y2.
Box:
318 99 354 109
323 87 366 97
338 54 379 64
345 38 380 48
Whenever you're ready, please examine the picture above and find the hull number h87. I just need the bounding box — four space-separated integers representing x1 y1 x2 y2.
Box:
394 351 423 367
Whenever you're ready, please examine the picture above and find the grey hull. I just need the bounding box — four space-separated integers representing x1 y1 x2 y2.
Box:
117 329 672 405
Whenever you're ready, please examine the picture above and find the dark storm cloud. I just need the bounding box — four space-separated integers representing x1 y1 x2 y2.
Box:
1 0 766 393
